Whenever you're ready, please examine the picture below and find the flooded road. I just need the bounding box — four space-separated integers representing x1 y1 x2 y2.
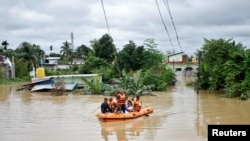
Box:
0 74 250 141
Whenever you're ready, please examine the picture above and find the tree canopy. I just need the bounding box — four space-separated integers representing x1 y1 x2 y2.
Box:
91 33 116 64
198 38 249 100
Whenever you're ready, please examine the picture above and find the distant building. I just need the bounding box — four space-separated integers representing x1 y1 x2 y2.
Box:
41 57 85 70
42 57 61 70
72 57 84 65
167 52 198 77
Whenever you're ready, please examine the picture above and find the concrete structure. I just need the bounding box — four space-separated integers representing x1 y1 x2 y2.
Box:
42 57 62 70
0 55 14 78
72 57 84 64
31 74 102 87
42 57 84 70
18 73 102 92
167 52 198 77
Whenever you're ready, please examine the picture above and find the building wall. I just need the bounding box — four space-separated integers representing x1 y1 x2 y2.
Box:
167 53 198 77
168 53 184 63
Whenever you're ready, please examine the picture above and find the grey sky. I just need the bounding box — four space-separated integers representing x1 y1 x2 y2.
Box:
1 0 250 56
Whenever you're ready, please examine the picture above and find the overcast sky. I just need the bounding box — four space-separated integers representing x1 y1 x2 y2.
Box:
1 0 250 56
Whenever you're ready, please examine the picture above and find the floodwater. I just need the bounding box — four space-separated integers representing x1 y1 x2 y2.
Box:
0 73 250 141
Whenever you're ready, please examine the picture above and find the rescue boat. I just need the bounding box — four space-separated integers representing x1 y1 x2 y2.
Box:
98 107 153 121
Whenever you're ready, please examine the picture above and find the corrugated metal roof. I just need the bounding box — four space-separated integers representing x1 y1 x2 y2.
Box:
31 82 77 92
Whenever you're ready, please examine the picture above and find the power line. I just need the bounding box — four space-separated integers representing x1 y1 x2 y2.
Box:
163 0 183 52
155 0 175 53
100 0 111 35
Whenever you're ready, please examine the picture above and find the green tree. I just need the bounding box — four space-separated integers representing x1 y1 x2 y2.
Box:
143 38 163 69
1 40 9 50
199 38 249 99
143 38 158 49
91 34 116 63
15 42 42 71
118 40 145 72
75 44 93 59
14 58 30 79
79 56 110 74
60 41 72 64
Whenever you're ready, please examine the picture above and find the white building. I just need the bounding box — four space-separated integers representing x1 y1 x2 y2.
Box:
42 57 84 70
167 52 198 77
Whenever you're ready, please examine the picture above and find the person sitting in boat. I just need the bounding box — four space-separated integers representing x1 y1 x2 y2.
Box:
101 98 112 113
133 96 142 112
115 91 126 113
108 97 116 112
125 100 134 112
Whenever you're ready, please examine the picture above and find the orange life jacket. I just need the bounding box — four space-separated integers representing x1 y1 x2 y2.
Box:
116 93 126 105
133 100 142 111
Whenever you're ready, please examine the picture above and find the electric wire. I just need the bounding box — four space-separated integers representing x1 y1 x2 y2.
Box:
155 0 175 53
163 0 183 52
100 0 111 35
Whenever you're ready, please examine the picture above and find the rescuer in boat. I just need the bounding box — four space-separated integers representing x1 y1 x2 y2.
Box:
125 100 134 112
133 96 142 112
108 97 116 112
115 91 127 113
101 98 113 113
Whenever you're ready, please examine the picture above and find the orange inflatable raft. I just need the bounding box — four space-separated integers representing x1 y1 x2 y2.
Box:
98 107 153 121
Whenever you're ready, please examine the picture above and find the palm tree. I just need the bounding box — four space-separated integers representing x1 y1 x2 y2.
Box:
49 45 53 57
60 41 73 64
1 40 13 58
1 40 9 50
15 42 40 71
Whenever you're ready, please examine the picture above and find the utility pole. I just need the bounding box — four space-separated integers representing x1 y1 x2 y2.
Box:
197 51 201 94
12 56 15 78
71 32 74 51
173 59 175 71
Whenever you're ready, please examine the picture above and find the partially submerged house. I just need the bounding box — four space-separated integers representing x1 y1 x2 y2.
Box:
167 52 198 77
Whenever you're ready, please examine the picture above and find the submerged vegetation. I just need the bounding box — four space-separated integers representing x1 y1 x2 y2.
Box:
0 35 176 95
192 38 250 100
1 35 249 100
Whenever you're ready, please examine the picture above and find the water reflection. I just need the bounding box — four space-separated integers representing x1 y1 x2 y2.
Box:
0 84 15 102
101 117 143 140
195 90 250 138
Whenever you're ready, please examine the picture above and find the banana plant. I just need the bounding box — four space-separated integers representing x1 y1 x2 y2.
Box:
81 75 102 94
123 70 152 96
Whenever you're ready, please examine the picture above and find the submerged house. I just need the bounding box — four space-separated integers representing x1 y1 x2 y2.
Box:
18 68 102 92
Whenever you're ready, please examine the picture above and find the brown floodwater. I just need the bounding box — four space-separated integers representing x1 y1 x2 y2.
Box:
0 73 250 141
